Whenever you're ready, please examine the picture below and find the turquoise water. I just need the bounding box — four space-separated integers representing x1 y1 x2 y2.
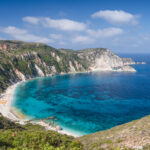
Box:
13 54 150 136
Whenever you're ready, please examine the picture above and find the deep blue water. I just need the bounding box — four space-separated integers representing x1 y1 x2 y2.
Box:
13 54 150 136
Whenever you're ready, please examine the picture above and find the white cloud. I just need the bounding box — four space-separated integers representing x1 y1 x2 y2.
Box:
59 41 67 45
142 34 150 41
23 16 40 24
87 27 123 38
72 35 94 44
23 16 87 31
50 33 62 40
2 26 27 35
0 26 54 43
72 27 123 44
43 18 86 31
92 10 138 25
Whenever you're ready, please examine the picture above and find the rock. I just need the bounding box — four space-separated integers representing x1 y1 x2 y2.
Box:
77 48 137 72
49 121 54 125
15 69 26 81
119 66 136 72
56 125 62 130
0 40 145 94
35 65 44 77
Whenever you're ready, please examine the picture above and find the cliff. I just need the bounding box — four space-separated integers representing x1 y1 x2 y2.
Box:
0 40 137 93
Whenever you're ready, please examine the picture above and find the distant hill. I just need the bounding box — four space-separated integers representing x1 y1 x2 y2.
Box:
0 40 135 93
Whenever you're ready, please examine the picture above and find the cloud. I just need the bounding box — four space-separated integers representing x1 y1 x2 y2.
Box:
72 27 123 44
59 41 67 45
87 27 123 38
72 35 94 44
23 16 86 31
43 17 86 31
142 34 150 41
23 17 40 24
92 10 139 25
2 26 27 35
50 33 62 40
0 26 54 43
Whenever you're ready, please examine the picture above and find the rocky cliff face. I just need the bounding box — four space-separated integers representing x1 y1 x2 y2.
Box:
77 48 136 72
0 40 137 93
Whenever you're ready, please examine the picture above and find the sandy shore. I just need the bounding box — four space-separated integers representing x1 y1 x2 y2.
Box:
0 82 24 121
0 80 79 137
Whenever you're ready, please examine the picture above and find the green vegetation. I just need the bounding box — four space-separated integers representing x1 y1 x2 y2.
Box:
0 40 91 93
0 116 83 150
1 40 150 149
78 115 150 150
2 115 150 150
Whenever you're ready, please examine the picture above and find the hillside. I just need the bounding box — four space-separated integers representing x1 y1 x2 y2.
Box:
0 40 135 93
1 114 150 150
0 115 83 150
78 115 150 150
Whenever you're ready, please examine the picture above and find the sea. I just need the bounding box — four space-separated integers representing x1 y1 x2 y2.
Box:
13 54 150 136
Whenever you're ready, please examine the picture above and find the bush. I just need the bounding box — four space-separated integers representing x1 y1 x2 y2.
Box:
0 117 83 150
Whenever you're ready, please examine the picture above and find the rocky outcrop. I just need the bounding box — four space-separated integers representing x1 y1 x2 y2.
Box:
0 40 144 93
77 48 137 72
35 65 45 77
15 69 26 81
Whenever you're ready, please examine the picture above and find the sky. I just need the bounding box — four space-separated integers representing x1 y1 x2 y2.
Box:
0 0 150 53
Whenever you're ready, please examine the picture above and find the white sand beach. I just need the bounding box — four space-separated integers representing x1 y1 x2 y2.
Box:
0 81 79 137
0 82 23 121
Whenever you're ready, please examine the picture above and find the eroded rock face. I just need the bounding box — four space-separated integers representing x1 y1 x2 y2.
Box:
77 48 137 72
15 69 26 81
0 40 143 92
119 66 136 72
69 61 76 72
35 65 44 77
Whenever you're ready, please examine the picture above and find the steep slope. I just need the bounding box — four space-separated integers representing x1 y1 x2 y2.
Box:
78 115 150 150
0 40 136 93
0 115 83 150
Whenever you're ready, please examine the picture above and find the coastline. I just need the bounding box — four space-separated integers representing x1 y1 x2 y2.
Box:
0 62 145 138
0 81 24 122
0 79 80 137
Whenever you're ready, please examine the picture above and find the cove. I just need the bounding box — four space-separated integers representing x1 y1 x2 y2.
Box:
13 54 150 136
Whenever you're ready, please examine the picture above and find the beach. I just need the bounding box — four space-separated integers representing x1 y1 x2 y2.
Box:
0 80 79 137
0 82 23 122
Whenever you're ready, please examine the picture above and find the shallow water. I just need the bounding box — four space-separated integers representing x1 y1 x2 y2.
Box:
13 54 150 136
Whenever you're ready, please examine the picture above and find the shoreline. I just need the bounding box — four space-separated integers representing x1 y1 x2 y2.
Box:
0 82 23 121
0 79 80 137
0 63 145 138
